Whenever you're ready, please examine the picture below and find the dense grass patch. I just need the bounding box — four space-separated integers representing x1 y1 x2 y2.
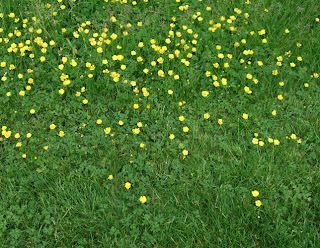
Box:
0 0 319 246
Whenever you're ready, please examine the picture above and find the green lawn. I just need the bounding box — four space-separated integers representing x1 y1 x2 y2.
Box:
0 0 319 247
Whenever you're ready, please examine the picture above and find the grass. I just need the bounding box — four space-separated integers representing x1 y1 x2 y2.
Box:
0 0 320 246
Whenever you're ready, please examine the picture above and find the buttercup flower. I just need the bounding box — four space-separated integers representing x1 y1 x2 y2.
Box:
139 196 147 203
252 191 259 197
125 182 131 189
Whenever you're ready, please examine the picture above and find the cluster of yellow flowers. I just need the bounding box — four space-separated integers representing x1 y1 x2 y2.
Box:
1 0 318 205
252 190 262 207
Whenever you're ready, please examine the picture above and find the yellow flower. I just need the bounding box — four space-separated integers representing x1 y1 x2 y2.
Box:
104 127 111 134
83 99 88 104
218 53 224 59
204 113 210 119
242 113 248 119
158 70 164 77
139 196 147 203
119 120 124 126
218 119 223 125
255 200 262 207
70 59 77 67
168 90 173 95
43 146 49 150
133 104 139 109
132 128 140 135
182 150 188 156
183 126 189 132
169 134 175 140
22 154 27 158
179 116 185 122
58 131 65 137
63 80 71 85
30 109 35 114
62 57 68 64
277 95 283 100
110 16 117 22
14 133 20 139
290 134 297 139
125 182 131 189
252 190 259 197
274 139 280 145
50 124 56 130
3 130 12 139
202 91 209 97
246 74 252 79
96 119 102 124
26 133 32 138
252 138 259 144
221 78 227 85
272 110 277 116
59 89 65 95
108 175 113 180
